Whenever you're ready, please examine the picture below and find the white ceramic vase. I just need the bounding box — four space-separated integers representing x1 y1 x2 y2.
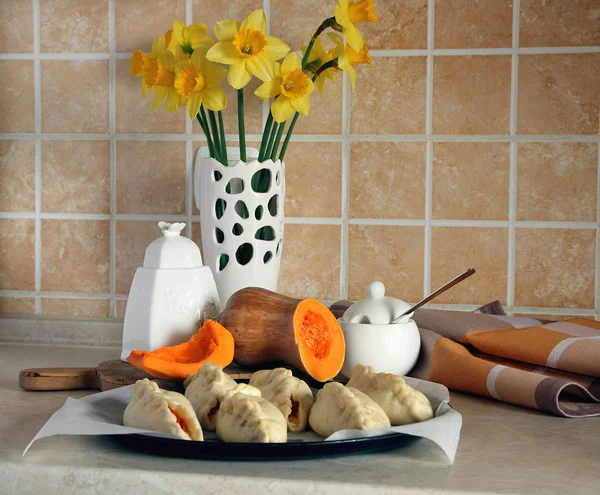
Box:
194 146 285 307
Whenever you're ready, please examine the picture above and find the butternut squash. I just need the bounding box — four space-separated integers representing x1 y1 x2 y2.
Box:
219 288 345 382
127 319 234 381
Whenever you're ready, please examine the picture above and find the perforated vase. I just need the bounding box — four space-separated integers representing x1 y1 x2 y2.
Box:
194 146 284 307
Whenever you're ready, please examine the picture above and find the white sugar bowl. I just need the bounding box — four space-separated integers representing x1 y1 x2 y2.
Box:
340 281 421 378
120 222 221 361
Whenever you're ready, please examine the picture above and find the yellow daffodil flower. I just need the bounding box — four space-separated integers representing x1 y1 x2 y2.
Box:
167 20 213 54
206 9 290 89
174 48 227 119
130 35 166 98
254 52 315 123
329 33 371 91
302 37 337 95
148 44 190 113
334 0 377 52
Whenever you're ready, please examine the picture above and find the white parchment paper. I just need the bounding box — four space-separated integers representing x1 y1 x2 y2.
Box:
24 376 462 463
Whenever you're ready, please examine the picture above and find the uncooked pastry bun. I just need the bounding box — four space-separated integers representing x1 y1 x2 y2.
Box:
216 393 288 443
346 364 433 425
308 382 390 437
249 368 314 432
124 378 203 441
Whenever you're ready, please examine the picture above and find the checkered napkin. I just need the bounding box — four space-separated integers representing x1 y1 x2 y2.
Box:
330 302 600 417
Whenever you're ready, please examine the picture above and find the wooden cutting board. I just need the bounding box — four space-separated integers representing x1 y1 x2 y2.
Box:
19 360 254 392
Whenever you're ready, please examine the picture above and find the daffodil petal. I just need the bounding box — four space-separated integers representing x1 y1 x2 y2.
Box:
227 61 253 89
152 86 169 111
191 48 208 72
241 9 266 34
215 20 240 42
187 92 204 119
205 63 227 86
158 50 175 71
140 78 150 98
281 52 302 73
271 95 295 123
315 75 326 95
306 78 316 95
206 41 244 65
344 24 364 52
263 36 290 61
185 23 208 40
255 77 282 99
328 32 344 46
247 52 274 82
202 86 227 111
290 94 311 116
164 88 180 113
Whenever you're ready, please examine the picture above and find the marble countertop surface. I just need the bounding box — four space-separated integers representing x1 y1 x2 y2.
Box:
1 342 598 495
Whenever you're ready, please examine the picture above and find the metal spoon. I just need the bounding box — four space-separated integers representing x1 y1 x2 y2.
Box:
390 268 476 324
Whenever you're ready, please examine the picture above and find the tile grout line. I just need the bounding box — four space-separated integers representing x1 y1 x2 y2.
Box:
108 0 117 317
423 0 434 299
596 139 600 319
33 0 41 314
340 71 351 299
3 46 600 61
507 0 520 309
1 211 597 228
3 288 597 317
185 0 193 239
2 133 600 143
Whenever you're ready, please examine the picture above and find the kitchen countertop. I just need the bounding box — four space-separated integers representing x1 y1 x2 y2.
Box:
1 343 598 494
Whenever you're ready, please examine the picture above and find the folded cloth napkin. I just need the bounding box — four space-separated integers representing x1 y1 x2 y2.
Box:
330 302 600 418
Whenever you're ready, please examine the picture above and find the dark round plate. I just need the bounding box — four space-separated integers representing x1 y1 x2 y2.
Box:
111 432 416 461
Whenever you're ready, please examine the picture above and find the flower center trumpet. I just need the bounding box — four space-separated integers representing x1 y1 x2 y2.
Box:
281 69 310 100
233 28 266 56
175 66 207 96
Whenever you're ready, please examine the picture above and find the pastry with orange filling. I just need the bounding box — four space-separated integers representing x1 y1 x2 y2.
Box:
124 378 203 441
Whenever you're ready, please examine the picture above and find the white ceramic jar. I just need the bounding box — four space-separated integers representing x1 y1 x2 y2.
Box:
339 281 421 378
120 222 220 362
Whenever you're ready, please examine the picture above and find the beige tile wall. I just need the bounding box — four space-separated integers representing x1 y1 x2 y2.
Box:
0 0 598 321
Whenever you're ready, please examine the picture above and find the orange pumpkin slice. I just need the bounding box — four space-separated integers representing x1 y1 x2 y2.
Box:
127 319 234 381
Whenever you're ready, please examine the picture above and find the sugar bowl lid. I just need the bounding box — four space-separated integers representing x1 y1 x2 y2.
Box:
143 222 203 269
342 281 412 324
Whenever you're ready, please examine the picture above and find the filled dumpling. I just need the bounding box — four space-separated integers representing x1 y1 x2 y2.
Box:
216 393 288 443
249 368 314 432
308 382 390 437
123 378 203 441
184 363 259 430
346 364 433 425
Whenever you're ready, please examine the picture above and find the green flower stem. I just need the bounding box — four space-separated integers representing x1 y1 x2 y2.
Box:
314 58 339 78
200 106 221 163
237 89 246 162
270 121 286 161
278 112 300 161
258 112 273 161
196 113 215 158
217 110 227 164
301 17 339 70
264 121 279 162
207 110 224 165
